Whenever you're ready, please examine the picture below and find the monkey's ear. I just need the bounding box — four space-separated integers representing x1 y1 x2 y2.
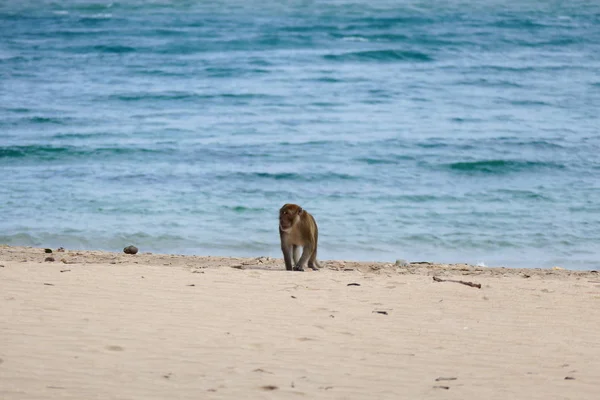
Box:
298 207 303 215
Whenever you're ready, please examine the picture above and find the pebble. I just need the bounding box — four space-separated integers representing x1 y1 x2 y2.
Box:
123 245 138 255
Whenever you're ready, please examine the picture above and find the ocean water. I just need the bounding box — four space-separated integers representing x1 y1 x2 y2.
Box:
1 1 599 269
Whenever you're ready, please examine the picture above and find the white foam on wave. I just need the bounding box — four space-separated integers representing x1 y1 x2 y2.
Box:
341 36 369 42
89 13 113 19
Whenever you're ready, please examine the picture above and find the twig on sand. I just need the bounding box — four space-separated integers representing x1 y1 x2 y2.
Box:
433 276 481 289
373 310 388 315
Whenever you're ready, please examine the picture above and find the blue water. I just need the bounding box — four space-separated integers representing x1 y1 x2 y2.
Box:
1 1 600 269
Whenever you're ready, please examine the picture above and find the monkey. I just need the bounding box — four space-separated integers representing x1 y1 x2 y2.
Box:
279 203 322 271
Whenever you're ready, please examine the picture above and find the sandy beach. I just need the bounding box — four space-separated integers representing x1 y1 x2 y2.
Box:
1 245 599 399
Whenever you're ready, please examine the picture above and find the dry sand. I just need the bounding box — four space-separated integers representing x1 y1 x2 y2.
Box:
1 245 599 399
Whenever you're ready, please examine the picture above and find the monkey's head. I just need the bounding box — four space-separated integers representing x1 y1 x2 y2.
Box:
279 203 303 232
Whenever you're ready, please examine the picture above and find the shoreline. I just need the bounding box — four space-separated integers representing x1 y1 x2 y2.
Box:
1 245 598 278
2 245 600 399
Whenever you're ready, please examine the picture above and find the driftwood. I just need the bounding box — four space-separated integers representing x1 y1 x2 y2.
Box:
433 276 481 289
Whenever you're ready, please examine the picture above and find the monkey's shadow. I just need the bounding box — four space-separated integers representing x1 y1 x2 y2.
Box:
231 260 324 272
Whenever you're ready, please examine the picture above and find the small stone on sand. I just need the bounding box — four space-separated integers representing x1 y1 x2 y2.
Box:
123 246 138 255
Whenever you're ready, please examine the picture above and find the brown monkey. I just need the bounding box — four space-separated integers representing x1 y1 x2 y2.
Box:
279 203 322 271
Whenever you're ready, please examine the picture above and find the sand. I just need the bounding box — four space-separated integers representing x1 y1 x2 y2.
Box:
1 245 599 399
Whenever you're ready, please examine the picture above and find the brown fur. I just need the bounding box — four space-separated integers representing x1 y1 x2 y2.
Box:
279 203 322 271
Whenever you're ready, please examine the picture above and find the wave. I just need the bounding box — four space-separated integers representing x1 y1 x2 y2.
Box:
311 77 343 83
516 37 582 47
454 78 523 88
449 117 485 123
506 139 565 149
355 155 414 165
0 145 170 161
323 49 433 62
494 189 553 201
64 44 137 54
0 231 199 254
331 32 476 47
415 137 565 151
227 206 268 213
29 116 69 124
509 99 553 107
492 18 550 29
51 132 121 140
92 44 136 53
277 140 338 147
3 107 31 113
0 145 73 159
109 92 279 102
228 171 357 182
79 13 114 21
0 116 74 127
347 16 433 29
110 92 199 102
417 141 476 150
204 67 270 78
280 24 340 33
53 29 107 38
0 55 43 65
340 33 409 42
444 159 565 174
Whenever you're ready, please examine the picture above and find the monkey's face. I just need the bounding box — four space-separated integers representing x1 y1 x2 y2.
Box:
279 204 302 231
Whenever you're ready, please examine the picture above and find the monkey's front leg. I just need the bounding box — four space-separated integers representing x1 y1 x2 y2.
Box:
282 243 294 271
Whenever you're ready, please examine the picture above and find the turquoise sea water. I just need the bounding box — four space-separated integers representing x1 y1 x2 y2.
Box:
1 1 599 269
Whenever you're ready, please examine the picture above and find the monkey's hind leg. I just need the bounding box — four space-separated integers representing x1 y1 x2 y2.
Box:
308 249 320 271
